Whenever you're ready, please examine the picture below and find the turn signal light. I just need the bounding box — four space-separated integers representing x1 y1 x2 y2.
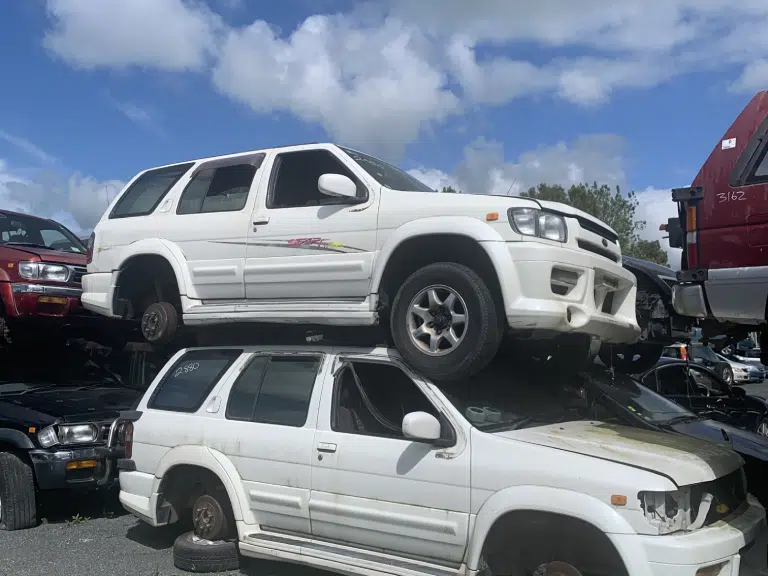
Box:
65 460 97 470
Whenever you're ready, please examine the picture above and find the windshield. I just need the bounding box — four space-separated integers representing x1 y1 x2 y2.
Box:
339 146 435 193
689 344 719 363
438 364 587 432
0 212 85 253
579 369 696 424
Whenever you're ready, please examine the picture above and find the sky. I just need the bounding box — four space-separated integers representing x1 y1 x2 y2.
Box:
2 1 768 269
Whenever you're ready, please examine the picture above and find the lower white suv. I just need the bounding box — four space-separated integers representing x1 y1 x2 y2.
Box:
82 142 640 381
114 345 767 575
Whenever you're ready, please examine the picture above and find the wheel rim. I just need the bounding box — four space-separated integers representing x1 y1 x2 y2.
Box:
406 284 468 356
192 498 222 540
758 422 768 437
724 370 733 384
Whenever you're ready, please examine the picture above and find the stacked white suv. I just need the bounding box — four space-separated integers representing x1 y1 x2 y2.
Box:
115 345 768 575
81 142 641 381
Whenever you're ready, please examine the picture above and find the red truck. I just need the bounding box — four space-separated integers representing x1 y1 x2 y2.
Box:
0 209 128 348
668 90 768 362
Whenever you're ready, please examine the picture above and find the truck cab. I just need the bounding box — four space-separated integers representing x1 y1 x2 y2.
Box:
668 91 768 360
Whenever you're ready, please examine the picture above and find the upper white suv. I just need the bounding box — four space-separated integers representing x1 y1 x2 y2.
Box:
114 344 768 576
81 143 640 380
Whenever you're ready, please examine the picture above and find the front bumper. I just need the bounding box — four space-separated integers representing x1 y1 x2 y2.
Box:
0 281 90 319
483 240 641 344
609 495 768 576
29 445 123 491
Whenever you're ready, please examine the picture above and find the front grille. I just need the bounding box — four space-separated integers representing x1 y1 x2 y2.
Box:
71 265 87 285
690 469 747 527
574 215 618 244
577 239 621 263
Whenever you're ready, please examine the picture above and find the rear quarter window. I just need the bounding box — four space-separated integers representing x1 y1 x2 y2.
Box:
110 162 195 219
148 348 242 413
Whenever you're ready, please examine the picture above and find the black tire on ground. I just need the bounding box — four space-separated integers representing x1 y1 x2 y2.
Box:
390 262 502 382
597 342 664 375
0 451 37 531
140 301 179 345
173 531 240 573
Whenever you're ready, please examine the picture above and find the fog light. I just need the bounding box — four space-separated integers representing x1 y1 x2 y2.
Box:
65 460 97 470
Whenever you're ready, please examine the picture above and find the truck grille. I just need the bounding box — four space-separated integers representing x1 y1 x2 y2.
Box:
577 239 621 263
691 469 747 527
573 215 618 244
71 265 87 285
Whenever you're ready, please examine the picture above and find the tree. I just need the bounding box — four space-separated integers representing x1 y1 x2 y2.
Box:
521 182 668 266
441 186 461 193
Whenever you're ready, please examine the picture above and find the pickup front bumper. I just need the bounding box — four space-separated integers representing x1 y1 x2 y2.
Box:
29 445 123 491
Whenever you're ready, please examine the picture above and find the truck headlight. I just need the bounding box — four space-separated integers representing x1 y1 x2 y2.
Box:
508 208 567 242
639 488 713 534
37 424 98 447
18 261 70 282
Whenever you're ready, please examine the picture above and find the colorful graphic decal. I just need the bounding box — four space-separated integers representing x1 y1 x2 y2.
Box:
287 237 343 249
211 237 365 253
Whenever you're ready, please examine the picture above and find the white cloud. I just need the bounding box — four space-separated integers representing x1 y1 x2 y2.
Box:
0 130 59 165
44 0 222 71
0 161 123 235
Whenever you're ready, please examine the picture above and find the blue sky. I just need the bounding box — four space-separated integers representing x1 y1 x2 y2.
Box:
1 0 767 267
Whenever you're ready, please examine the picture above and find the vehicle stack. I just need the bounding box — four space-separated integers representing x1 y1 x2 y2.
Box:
0 134 767 575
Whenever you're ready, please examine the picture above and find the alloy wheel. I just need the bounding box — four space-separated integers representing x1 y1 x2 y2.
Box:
406 284 468 356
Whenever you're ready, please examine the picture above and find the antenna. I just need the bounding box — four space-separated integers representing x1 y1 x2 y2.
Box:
505 178 517 196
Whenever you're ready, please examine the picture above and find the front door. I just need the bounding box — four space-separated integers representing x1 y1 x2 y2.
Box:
654 365 694 410
206 351 326 535
159 154 266 300
245 148 379 301
686 365 752 428
309 356 470 565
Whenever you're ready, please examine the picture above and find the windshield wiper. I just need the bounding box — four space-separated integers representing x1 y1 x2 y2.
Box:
664 414 701 425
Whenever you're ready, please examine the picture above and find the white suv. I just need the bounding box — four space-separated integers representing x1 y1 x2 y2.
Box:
82 143 640 380
115 345 767 575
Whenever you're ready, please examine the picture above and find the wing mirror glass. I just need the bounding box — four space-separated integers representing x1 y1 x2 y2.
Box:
402 411 441 442
318 173 358 200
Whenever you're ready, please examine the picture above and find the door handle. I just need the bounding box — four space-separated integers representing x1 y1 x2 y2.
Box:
317 442 337 453
253 216 270 225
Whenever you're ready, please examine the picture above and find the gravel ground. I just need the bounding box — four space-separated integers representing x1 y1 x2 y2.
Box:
0 491 331 576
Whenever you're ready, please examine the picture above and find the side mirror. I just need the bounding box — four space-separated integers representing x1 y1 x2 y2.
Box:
318 174 358 200
402 411 441 442
733 386 746 398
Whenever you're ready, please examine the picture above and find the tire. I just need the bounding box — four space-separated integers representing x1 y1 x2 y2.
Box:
719 365 734 385
140 301 179 345
0 452 37 531
173 531 240 573
597 342 664 374
390 262 502 382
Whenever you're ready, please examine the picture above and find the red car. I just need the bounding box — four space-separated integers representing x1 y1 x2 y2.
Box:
0 210 124 346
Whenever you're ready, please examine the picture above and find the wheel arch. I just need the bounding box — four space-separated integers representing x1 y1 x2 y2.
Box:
153 445 247 524
372 218 507 312
0 428 35 450
465 485 636 571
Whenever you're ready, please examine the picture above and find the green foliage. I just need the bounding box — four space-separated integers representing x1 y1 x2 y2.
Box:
440 186 461 193
521 182 668 266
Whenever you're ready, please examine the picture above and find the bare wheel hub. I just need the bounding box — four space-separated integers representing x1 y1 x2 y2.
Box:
141 311 160 338
407 284 468 356
193 500 218 538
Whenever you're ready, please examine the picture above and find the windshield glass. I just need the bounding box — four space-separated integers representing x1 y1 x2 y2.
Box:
0 212 85 253
578 369 696 424
689 344 719 363
339 146 435 192
437 363 588 432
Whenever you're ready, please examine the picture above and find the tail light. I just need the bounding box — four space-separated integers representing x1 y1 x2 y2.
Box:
680 346 689 361
685 205 699 269
86 232 95 265
124 422 134 459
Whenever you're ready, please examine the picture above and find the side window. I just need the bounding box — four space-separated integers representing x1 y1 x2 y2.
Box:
332 360 441 440
748 148 768 184
688 367 728 396
641 371 658 391
226 355 320 427
662 347 682 359
177 163 258 215
268 149 366 209
656 366 691 396
111 163 194 219
148 349 242 412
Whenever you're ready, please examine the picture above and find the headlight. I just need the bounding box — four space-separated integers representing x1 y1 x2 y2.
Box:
18 261 70 282
639 488 713 534
735 367 748 373
37 423 98 447
508 208 567 242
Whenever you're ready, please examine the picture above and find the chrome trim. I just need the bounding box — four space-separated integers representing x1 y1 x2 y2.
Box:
106 418 121 448
11 283 82 297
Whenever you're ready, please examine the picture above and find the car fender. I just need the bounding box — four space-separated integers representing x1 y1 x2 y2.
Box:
153 445 246 522
116 238 191 298
465 485 637 571
371 216 507 295
0 428 34 450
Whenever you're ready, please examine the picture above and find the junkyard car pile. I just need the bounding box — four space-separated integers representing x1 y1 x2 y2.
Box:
1 135 767 576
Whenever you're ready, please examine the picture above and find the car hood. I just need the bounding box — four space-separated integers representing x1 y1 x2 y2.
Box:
670 419 768 462
497 420 742 486
391 190 617 237
0 386 140 422
2 245 86 265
